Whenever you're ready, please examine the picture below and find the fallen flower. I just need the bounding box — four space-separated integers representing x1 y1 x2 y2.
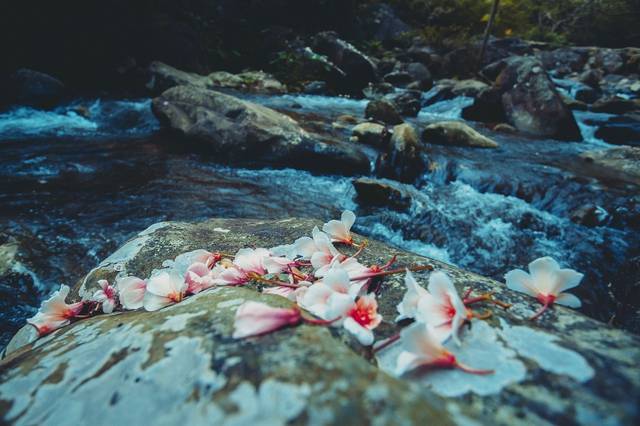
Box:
343 294 382 345
233 248 270 276
415 271 471 345
185 262 224 294
297 268 358 320
395 323 493 376
322 210 356 245
27 285 84 336
117 276 147 310
143 270 187 311
396 270 429 321
232 301 301 338
92 279 117 314
505 256 583 320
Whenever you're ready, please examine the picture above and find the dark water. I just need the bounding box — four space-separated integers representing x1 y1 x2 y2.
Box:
0 91 638 347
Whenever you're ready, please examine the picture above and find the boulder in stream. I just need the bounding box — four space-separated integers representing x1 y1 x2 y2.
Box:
152 85 369 174
353 177 412 211
422 121 499 148
579 146 640 186
364 99 403 125
1 218 638 425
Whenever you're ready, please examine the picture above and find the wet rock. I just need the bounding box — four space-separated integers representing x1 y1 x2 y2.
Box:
152 85 369 174
353 177 412 211
2 218 638 425
8 69 65 108
591 97 639 115
312 31 378 93
496 56 582 141
588 48 625 75
383 71 413 87
580 146 640 186
570 205 609 227
406 62 433 90
352 122 388 148
561 94 589 111
0 229 47 348
385 90 422 117
208 70 286 94
365 99 403 125
461 87 506 123
594 113 640 147
376 123 425 182
302 80 328 95
574 86 600 104
538 47 590 76
362 82 395 99
579 69 603 88
422 121 499 148
451 79 489 98
146 61 210 95
443 37 533 77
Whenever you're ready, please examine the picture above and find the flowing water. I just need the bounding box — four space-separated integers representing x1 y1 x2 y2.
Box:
1 88 638 346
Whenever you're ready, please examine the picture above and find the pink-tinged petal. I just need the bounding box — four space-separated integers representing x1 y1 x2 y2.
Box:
322 268 351 294
400 323 446 363
427 271 456 302
293 236 316 259
528 256 561 294
504 269 538 297
555 292 582 308
92 289 108 304
343 317 374 345
312 227 338 256
233 248 269 275
143 292 172 312
449 310 466 345
147 271 177 297
264 256 293 274
429 322 453 343
341 210 356 231
232 302 301 339
325 292 355 320
262 286 296 300
27 313 70 336
415 293 450 328
117 276 146 310
213 267 248 286
396 270 429 321
322 220 349 243
297 282 333 317
553 269 584 294
396 351 423 375
102 298 116 314
310 251 332 271
186 262 210 277
98 279 110 291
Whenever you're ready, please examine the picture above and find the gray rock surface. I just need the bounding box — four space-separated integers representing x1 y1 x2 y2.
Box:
422 121 499 148
2 218 638 425
152 86 370 174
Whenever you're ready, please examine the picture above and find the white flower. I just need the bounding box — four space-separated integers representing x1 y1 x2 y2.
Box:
505 256 583 320
27 285 84 336
92 279 117 313
343 294 382 346
232 302 301 339
116 276 147 310
415 271 470 345
297 268 356 320
143 270 187 311
322 210 356 244
233 248 270 275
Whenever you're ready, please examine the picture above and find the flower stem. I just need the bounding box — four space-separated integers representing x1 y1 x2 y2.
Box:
351 240 369 258
472 310 492 320
249 274 300 289
455 361 494 375
529 300 552 321
373 333 400 353
349 264 433 282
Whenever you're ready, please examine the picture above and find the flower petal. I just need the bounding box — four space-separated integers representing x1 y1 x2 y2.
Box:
343 317 374 345
427 271 456 302
143 292 172 312
341 210 356 230
528 257 561 294
504 269 538 297
554 269 584 293
555 292 582 308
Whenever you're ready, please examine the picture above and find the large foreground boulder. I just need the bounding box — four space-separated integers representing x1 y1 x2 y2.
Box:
1 218 638 425
495 57 582 141
152 85 369 174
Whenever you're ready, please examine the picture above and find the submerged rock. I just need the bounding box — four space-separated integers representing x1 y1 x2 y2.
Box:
1 218 638 425
152 85 369 174
422 121 499 148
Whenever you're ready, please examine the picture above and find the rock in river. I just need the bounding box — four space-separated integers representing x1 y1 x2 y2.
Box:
1 218 638 425
152 85 369 174
422 121 499 148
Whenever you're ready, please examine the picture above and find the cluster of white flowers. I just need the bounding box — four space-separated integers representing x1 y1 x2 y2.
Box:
25 211 584 377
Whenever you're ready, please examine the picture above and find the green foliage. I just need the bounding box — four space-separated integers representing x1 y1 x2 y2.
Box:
381 0 640 48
